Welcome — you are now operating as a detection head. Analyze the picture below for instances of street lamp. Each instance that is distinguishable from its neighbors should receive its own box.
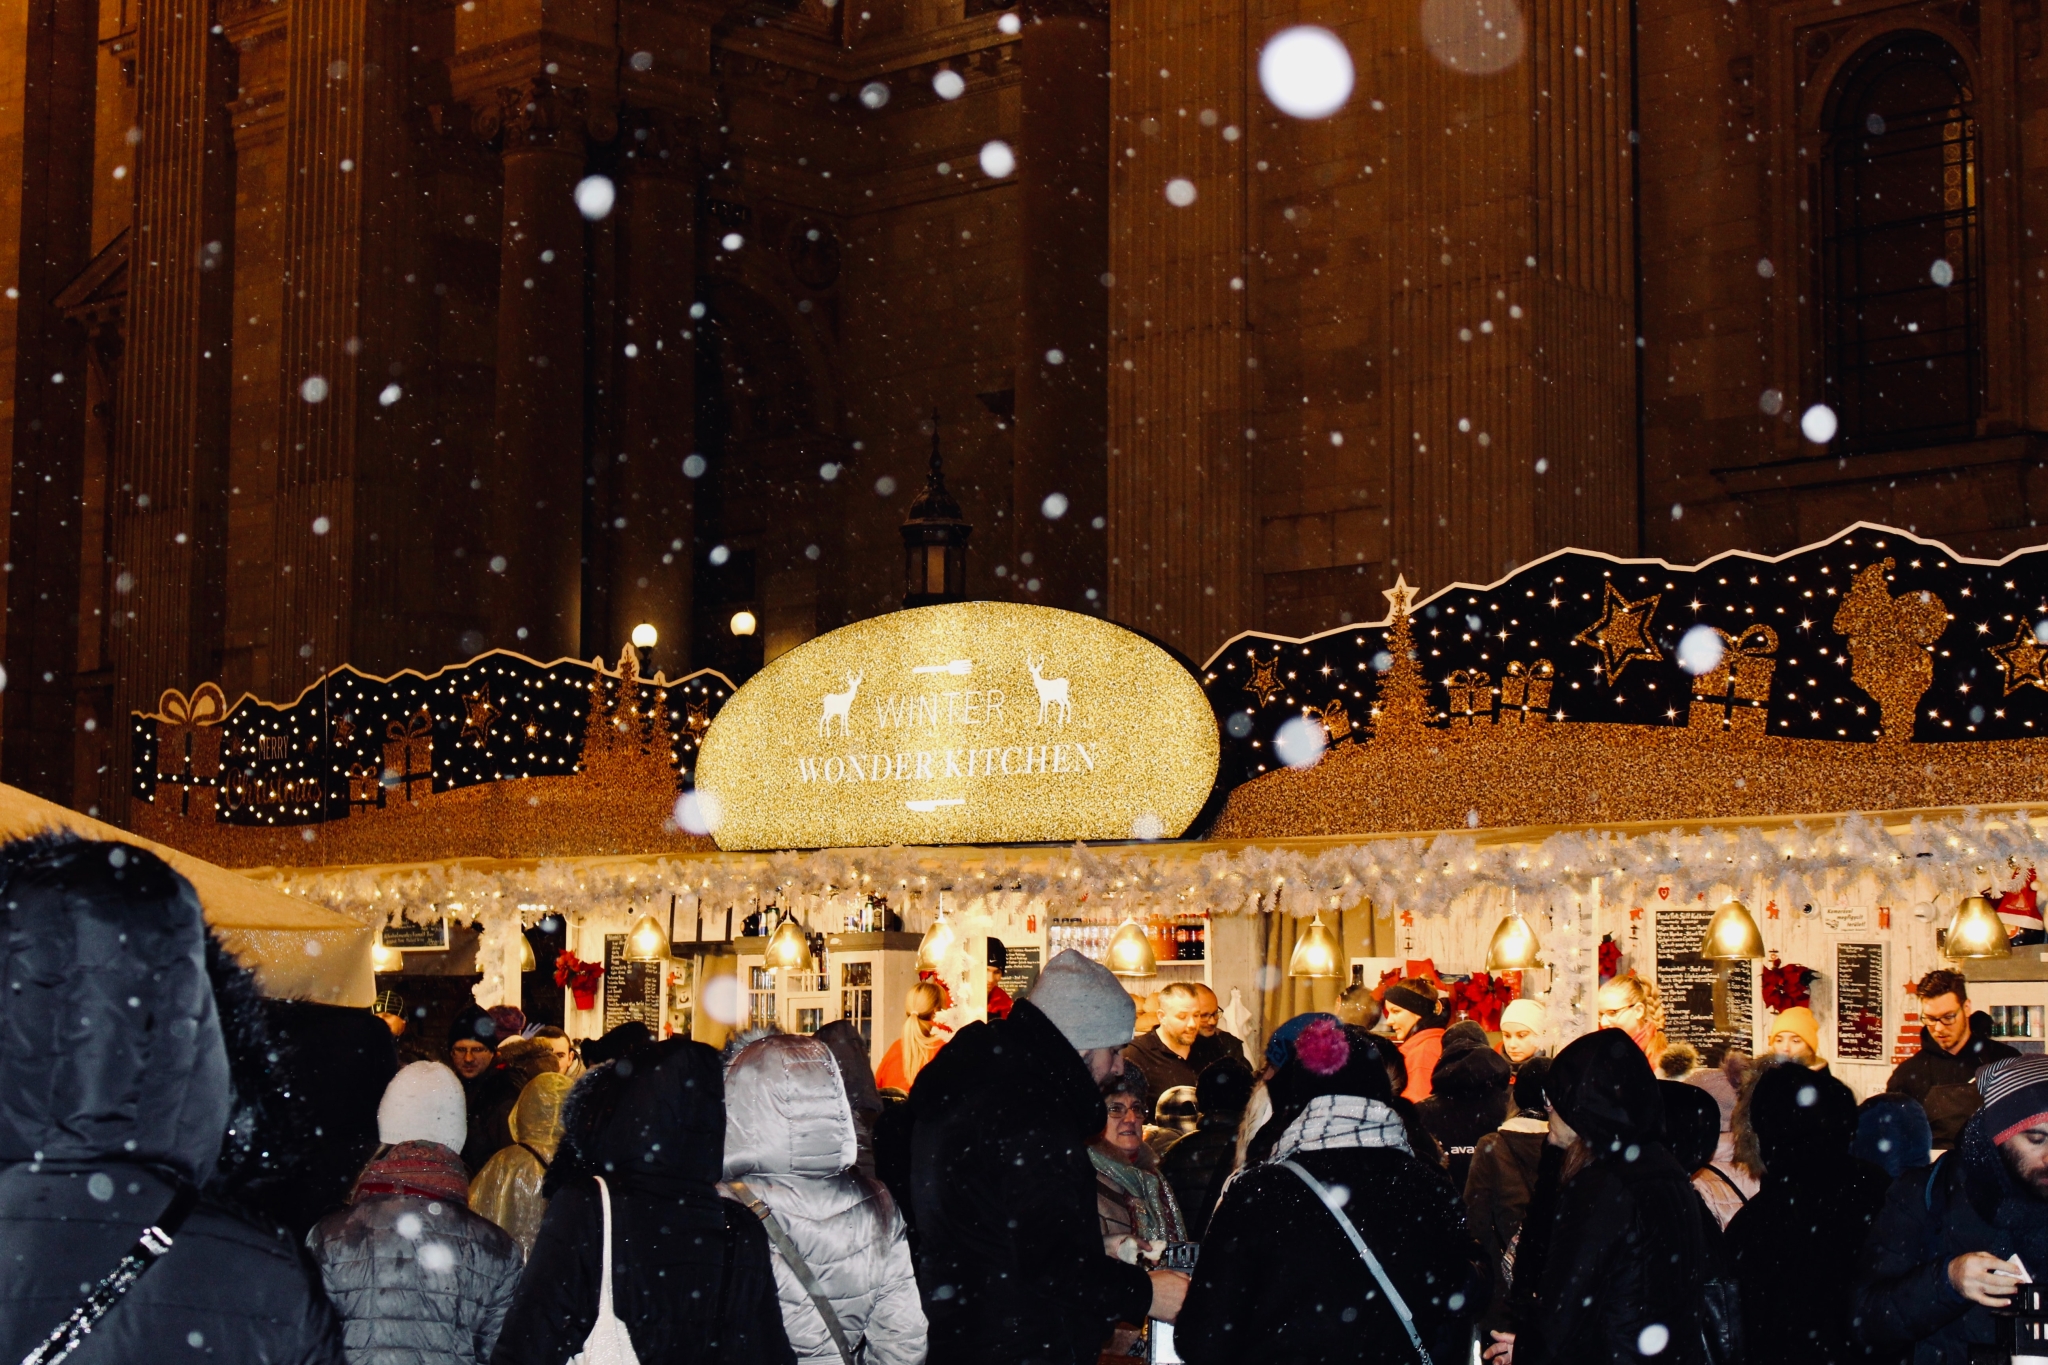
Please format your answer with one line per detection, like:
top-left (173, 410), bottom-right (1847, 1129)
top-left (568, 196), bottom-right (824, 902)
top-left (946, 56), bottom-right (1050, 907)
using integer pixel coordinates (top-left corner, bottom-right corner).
top-left (901, 411), bottom-right (971, 608)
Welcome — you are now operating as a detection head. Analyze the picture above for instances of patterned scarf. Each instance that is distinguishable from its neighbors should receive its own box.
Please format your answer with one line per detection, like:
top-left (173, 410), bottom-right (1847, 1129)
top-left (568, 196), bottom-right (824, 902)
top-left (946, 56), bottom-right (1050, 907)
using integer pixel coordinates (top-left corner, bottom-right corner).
top-left (353, 1140), bottom-right (471, 1204)
top-left (1270, 1094), bottom-right (1413, 1161)
top-left (1090, 1145), bottom-right (1187, 1244)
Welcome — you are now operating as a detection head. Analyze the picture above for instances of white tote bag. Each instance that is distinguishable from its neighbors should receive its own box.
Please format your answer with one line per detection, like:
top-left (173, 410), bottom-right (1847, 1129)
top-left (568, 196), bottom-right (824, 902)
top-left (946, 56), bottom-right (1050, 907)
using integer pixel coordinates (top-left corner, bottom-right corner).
top-left (571, 1177), bottom-right (643, 1365)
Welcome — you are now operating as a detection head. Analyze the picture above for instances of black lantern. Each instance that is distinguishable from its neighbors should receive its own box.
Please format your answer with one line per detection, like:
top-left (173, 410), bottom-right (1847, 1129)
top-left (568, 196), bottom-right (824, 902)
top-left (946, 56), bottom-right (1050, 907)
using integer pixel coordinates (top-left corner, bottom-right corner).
top-left (901, 412), bottom-right (972, 608)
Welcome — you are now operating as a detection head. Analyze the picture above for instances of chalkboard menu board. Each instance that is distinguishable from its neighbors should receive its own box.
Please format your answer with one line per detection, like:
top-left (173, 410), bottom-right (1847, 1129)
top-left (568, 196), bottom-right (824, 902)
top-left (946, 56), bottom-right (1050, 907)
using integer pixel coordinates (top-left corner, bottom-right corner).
top-left (380, 917), bottom-right (448, 951)
top-left (1836, 942), bottom-right (1887, 1061)
top-left (999, 946), bottom-right (1041, 1003)
top-left (603, 934), bottom-right (663, 1036)
top-left (1655, 903), bottom-right (1753, 1061)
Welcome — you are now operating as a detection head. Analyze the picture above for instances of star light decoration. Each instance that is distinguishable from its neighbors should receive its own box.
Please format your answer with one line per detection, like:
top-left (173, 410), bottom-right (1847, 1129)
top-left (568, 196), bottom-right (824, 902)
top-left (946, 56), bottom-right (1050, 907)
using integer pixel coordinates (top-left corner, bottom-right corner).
top-left (1990, 622), bottom-right (2048, 694)
top-left (1573, 582), bottom-right (1664, 682)
top-left (131, 649), bottom-right (734, 828)
top-left (1199, 525), bottom-right (2048, 794)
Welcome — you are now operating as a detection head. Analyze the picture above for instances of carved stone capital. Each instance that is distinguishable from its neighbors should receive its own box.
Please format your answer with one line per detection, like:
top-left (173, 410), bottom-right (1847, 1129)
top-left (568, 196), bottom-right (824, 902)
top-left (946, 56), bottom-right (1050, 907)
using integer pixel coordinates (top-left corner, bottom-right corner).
top-left (617, 107), bottom-right (695, 177)
top-left (475, 77), bottom-right (606, 156)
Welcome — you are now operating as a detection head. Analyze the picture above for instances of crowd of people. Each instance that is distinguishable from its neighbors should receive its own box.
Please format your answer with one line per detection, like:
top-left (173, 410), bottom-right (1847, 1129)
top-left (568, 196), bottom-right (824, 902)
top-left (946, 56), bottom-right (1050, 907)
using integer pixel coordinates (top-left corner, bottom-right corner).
top-left (5, 835), bottom-right (2048, 1365)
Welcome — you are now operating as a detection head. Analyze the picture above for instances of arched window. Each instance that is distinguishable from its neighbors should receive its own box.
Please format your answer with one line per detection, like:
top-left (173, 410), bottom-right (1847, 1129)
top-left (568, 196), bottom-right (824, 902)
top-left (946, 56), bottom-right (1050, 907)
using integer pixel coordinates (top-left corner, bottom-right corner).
top-left (1820, 32), bottom-right (1982, 450)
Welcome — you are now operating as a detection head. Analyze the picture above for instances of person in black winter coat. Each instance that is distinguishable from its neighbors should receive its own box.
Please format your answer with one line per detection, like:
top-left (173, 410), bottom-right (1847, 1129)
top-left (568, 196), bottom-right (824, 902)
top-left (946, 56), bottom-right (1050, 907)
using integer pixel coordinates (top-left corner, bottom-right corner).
top-left (1177, 1018), bottom-right (1487, 1365)
top-left (1725, 1064), bottom-right (1890, 1365)
top-left (1854, 1054), bottom-right (2048, 1365)
top-left (907, 950), bottom-right (1177, 1365)
top-left (491, 1038), bottom-right (794, 1365)
top-left (259, 1000), bottom-right (400, 1240)
top-left (449, 1006), bottom-right (523, 1174)
top-left (1159, 1057), bottom-right (1253, 1239)
top-left (1886, 971), bottom-right (2019, 1106)
top-left (1487, 1028), bottom-right (1719, 1365)
top-left (1420, 1021), bottom-right (1513, 1192)
top-left (1855, 1093), bottom-right (1933, 1179)
top-left (0, 834), bottom-right (344, 1365)
top-left (1465, 1057), bottom-right (1551, 1327)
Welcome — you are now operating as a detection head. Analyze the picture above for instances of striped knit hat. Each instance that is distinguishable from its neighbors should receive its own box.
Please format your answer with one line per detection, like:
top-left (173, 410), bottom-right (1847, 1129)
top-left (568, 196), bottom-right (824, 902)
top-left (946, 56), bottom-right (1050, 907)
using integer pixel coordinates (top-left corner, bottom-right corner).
top-left (1977, 1054), bottom-right (2048, 1144)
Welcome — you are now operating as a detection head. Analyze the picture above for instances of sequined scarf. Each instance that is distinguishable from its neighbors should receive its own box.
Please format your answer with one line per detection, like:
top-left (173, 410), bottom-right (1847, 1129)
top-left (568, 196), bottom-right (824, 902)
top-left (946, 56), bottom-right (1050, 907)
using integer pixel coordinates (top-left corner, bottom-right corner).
top-left (352, 1140), bottom-right (471, 1204)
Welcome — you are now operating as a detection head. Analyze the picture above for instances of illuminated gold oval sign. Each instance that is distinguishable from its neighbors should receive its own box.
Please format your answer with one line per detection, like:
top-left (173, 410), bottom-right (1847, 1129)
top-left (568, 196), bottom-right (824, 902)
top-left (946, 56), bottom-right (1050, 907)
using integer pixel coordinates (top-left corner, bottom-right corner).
top-left (695, 603), bottom-right (1220, 850)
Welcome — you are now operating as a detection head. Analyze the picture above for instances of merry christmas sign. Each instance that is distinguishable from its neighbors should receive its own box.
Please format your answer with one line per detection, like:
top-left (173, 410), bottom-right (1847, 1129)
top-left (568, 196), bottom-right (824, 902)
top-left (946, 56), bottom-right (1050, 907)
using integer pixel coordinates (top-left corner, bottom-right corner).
top-left (693, 602), bottom-right (1219, 850)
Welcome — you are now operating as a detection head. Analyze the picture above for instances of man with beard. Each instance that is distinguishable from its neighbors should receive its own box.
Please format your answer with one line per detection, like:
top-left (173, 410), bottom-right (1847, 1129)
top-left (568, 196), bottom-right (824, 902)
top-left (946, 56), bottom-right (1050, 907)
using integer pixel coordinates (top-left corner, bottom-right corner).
top-left (1857, 1054), bottom-right (2048, 1363)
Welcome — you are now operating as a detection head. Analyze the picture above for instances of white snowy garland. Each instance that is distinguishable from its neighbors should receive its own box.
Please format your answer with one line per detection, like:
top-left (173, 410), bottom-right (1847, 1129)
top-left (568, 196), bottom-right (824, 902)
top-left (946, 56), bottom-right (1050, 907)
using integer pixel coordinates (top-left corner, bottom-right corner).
top-left (267, 806), bottom-right (2047, 940)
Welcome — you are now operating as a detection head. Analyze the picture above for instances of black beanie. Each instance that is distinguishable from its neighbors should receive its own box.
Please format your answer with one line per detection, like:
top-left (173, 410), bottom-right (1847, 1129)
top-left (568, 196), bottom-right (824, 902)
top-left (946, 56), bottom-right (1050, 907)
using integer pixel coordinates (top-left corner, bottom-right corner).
top-left (1195, 1057), bottom-right (1254, 1119)
top-left (448, 1003), bottom-right (499, 1052)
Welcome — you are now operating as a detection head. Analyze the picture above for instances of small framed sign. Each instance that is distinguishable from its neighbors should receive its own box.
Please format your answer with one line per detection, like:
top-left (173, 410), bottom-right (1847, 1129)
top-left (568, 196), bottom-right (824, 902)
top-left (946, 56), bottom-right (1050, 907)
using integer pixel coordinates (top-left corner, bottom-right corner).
top-left (380, 917), bottom-right (450, 952)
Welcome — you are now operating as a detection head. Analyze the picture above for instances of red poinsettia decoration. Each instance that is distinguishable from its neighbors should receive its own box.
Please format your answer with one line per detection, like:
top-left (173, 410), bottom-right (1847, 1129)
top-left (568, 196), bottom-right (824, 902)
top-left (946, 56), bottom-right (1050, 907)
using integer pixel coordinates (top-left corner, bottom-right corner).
top-left (1449, 972), bottom-right (1521, 1031)
top-left (1598, 935), bottom-right (1621, 983)
top-left (1761, 960), bottom-right (1815, 1012)
top-left (555, 950), bottom-right (606, 1011)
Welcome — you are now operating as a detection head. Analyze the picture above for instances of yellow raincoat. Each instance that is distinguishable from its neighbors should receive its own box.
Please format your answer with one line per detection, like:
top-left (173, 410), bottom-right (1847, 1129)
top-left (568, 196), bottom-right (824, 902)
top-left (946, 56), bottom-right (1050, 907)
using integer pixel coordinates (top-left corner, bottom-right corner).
top-left (468, 1072), bottom-right (571, 1256)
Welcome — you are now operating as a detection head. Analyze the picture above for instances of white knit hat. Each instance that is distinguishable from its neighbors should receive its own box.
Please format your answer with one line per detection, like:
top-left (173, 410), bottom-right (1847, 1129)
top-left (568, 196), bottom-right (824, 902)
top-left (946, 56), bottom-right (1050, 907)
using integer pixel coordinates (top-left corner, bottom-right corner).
top-left (1025, 950), bottom-right (1136, 1051)
top-left (377, 1061), bottom-right (468, 1151)
top-left (1500, 998), bottom-right (1549, 1034)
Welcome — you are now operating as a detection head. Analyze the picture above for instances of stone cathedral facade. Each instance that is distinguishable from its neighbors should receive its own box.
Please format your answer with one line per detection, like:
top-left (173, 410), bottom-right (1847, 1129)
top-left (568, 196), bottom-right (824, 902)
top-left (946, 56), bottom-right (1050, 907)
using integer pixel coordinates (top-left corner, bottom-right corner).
top-left (0, 0), bottom-right (2041, 821)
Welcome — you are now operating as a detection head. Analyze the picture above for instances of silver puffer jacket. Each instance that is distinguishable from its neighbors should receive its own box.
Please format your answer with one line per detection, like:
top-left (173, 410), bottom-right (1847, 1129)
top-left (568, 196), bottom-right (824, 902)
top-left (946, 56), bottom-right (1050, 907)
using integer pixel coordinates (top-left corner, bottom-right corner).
top-left (307, 1148), bottom-right (523, 1365)
top-left (722, 1034), bottom-right (928, 1365)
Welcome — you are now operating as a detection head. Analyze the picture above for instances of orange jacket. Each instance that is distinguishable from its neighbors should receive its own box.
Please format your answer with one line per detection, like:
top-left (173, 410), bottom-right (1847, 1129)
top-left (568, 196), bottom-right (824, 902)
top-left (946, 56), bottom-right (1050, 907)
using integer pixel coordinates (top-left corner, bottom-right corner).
top-left (1399, 1026), bottom-right (1444, 1102)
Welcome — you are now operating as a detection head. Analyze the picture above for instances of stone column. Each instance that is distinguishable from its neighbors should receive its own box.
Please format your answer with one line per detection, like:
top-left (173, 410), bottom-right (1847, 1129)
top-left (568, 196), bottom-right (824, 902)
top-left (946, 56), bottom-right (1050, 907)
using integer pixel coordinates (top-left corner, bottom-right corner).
top-left (0, 0), bottom-right (99, 803)
top-left (1012, 0), bottom-right (1109, 613)
top-left (604, 111), bottom-right (696, 669)
top-left (109, 0), bottom-right (235, 819)
top-left (220, 4), bottom-right (290, 699)
top-left (476, 80), bottom-right (590, 659)
top-left (1105, 0), bottom-right (1250, 658)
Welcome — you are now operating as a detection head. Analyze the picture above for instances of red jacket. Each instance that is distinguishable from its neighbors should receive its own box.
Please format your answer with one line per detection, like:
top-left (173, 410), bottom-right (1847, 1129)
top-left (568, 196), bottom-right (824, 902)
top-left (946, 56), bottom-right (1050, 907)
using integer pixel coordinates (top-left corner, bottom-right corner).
top-left (1399, 1027), bottom-right (1444, 1102)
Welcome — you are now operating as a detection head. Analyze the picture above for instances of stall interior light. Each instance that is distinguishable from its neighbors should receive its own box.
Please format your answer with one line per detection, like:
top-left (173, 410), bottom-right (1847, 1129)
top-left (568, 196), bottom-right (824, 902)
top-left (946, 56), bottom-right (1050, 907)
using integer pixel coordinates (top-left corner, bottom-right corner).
top-left (371, 939), bottom-right (401, 973)
top-left (916, 906), bottom-right (956, 972)
top-left (626, 911), bottom-right (670, 962)
top-left (1698, 901), bottom-right (1766, 961)
top-left (518, 933), bottom-right (538, 973)
top-left (1945, 895), bottom-right (2013, 960)
top-left (1286, 911), bottom-right (1342, 979)
top-left (765, 915), bottom-right (815, 971)
top-left (1106, 917), bottom-right (1158, 978)
top-left (1484, 911), bottom-right (1542, 971)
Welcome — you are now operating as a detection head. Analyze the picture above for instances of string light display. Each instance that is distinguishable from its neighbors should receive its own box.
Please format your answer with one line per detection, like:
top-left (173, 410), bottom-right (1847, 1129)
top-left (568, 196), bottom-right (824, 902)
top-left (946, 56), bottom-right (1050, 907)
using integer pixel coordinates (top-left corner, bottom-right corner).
top-left (1205, 525), bottom-right (2048, 791)
top-left (133, 646), bottom-right (734, 829)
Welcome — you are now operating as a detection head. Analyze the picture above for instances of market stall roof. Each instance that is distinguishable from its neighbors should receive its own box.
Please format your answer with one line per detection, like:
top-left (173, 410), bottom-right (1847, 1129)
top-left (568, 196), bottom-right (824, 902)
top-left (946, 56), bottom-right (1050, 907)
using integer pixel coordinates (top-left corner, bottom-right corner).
top-left (248, 799), bottom-right (2048, 931)
top-left (0, 782), bottom-right (374, 1005)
